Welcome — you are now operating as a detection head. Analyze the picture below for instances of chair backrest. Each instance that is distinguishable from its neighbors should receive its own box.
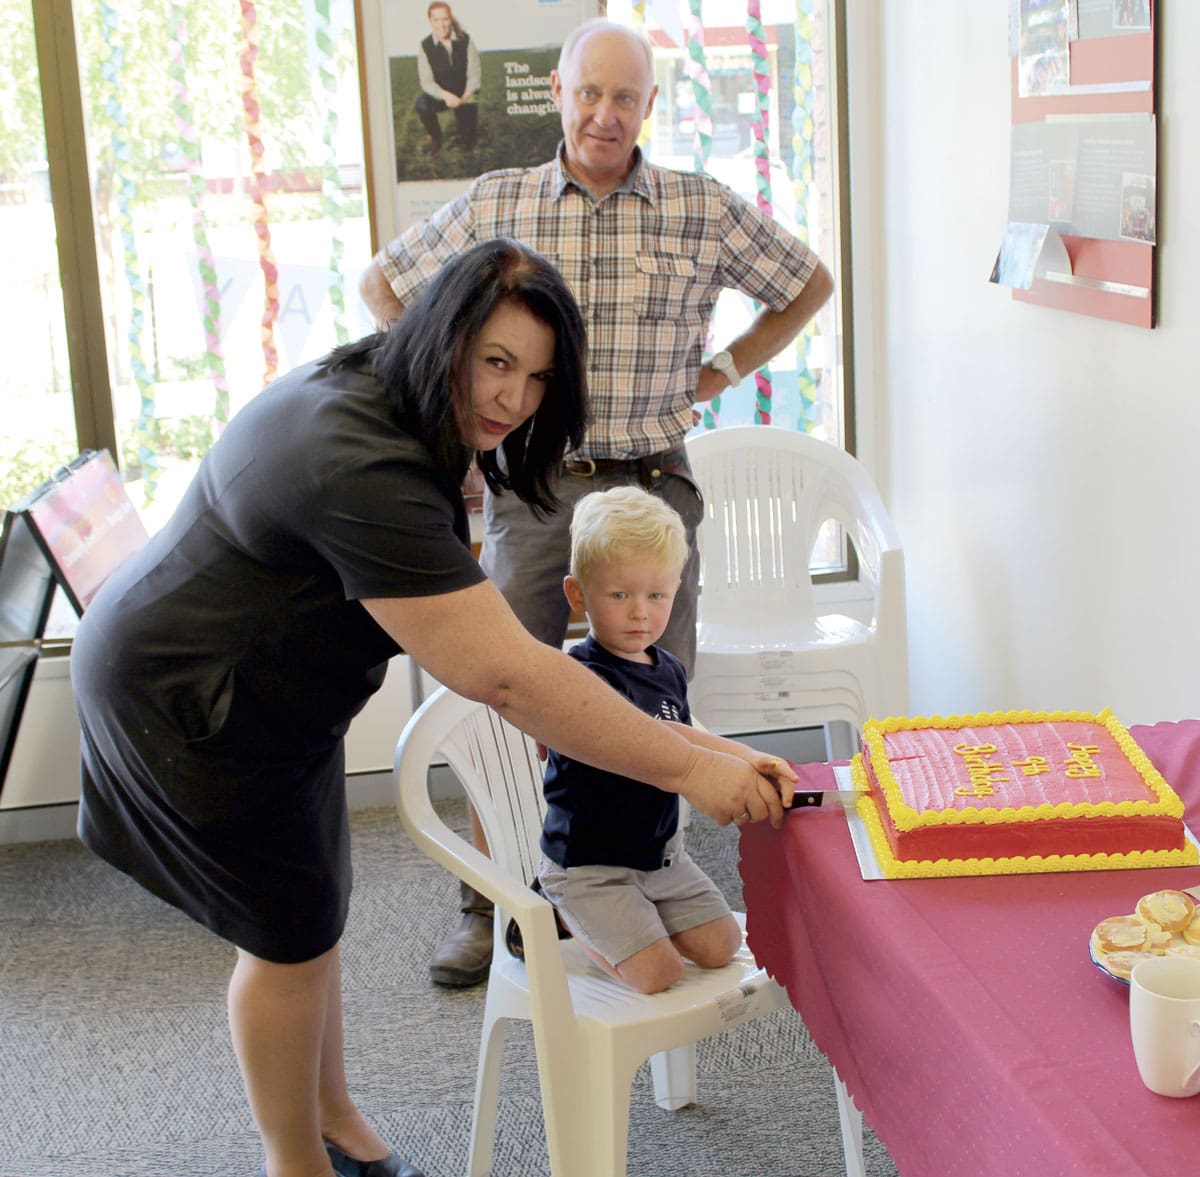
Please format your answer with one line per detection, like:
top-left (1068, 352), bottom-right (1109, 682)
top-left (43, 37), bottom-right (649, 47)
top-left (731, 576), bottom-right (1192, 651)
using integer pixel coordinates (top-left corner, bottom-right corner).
top-left (398, 686), bottom-right (548, 902)
top-left (686, 425), bottom-right (902, 635)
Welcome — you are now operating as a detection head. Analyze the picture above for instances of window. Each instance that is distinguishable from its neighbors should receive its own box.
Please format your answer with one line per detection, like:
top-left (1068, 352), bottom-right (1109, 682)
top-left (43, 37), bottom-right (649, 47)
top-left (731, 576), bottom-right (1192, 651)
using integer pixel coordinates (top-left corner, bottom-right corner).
top-left (3, 0), bottom-right (370, 534)
top-left (0, 1), bottom-right (80, 510)
top-left (606, 0), bottom-right (852, 574)
top-left (607, 0), bottom-right (849, 454)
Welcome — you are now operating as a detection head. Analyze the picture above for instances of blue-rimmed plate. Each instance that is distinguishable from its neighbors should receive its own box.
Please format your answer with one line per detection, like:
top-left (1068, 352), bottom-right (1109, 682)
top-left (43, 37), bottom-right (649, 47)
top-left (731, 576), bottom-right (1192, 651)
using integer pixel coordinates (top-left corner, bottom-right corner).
top-left (1089, 937), bottom-right (1133, 986)
top-left (1089, 886), bottom-right (1200, 986)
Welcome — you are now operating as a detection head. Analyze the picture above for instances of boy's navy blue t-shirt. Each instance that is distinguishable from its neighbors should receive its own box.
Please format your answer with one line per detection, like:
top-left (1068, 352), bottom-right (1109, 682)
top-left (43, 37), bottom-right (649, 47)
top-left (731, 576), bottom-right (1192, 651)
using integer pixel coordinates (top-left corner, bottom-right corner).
top-left (540, 633), bottom-right (690, 870)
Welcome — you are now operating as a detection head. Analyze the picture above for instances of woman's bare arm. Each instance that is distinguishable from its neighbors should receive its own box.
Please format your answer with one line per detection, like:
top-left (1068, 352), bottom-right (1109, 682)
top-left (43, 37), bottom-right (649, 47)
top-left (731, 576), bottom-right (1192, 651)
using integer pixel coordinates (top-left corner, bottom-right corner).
top-left (362, 581), bottom-right (786, 827)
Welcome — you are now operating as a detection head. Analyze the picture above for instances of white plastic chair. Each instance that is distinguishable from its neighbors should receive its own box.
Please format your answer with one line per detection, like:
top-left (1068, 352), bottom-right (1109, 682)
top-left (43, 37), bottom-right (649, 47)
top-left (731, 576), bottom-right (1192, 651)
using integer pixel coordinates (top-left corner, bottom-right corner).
top-left (394, 686), bottom-right (868, 1177)
top-left (686, 425), bottom-right (907, 751)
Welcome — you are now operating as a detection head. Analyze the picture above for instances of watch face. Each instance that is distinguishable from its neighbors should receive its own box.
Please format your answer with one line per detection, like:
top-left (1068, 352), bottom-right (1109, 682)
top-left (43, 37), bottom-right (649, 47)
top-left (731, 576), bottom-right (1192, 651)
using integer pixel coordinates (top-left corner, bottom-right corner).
top-left (712, 351), bottom-right (737, 382)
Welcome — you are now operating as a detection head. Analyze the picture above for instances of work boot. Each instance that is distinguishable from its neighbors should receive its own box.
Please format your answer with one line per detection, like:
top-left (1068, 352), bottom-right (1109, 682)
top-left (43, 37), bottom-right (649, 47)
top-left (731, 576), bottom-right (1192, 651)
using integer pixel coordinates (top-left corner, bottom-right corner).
top-left (429, 880), bottom-right (493, 988)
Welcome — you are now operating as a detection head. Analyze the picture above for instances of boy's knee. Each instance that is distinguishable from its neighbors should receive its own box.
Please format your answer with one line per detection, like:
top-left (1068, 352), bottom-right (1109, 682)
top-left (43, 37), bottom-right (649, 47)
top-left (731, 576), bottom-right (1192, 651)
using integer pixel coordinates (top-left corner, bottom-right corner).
top-left (677, 915), bottom-right (742, 970)
top-left (630, 960), bottom-right (685, 995)
top-left (617, 943), bottom-right (685, 994)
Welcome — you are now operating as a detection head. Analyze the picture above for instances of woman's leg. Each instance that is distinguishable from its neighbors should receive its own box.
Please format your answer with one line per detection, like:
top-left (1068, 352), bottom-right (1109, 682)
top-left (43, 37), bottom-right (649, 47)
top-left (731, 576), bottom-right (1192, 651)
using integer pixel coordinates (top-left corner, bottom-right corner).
top-left (227, 944), bottom-right (342, 1177)
top-left (316, 945), bottom-right (390, 1162)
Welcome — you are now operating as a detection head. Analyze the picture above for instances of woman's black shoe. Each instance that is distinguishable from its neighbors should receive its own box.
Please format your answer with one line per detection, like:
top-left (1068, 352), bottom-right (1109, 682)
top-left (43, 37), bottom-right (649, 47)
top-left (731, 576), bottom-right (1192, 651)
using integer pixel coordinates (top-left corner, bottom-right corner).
top-left (325, 1140), bottom-right (425, 1177)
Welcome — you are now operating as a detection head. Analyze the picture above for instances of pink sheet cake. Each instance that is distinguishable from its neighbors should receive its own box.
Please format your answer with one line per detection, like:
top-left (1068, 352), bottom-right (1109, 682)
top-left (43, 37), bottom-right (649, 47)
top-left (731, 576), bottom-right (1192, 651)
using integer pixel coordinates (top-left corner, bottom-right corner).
top-left (851, 709), bottom-right (1199, 878)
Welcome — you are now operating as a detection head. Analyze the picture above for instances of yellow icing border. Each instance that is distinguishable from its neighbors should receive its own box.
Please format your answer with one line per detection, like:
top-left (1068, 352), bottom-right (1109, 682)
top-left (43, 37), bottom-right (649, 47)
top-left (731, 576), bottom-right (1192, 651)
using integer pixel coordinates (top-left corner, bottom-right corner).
top-left (858, 708), bottom-right (1185, 834)
top-left (849, 758), bottom-right (1200, 878)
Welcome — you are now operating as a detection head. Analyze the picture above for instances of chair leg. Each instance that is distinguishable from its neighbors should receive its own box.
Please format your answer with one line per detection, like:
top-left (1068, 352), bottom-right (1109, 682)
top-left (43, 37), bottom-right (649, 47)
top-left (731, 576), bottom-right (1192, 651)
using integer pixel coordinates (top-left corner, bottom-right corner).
top-left (577, 1046), bottom-right (638, 1177)
top-left (833, 1072), bottom-right (866, 1177)
top-left (650, 1044), bottom-right (697, 1111)
top-left (534, 1027), bottom-right (607, 1177)
top-left (467, 1012), bottom-right (509, 1177)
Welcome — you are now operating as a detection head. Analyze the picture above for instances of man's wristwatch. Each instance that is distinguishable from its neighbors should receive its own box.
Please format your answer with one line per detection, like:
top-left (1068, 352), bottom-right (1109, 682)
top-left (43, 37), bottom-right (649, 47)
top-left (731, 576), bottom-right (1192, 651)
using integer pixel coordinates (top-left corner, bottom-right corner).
top-left (709, 349), bottom-right (741, 388)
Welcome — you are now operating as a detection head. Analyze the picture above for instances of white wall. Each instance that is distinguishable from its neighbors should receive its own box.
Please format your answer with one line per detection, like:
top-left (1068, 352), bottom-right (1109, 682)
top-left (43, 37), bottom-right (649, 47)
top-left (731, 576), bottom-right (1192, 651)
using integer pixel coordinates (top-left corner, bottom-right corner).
top-left (858, 1), bottom-right (1200, 726)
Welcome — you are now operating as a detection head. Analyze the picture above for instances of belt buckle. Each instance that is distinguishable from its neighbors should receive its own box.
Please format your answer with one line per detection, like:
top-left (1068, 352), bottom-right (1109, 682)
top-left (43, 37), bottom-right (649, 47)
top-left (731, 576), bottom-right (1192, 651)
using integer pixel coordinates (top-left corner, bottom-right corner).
top-left (565, 457), bottom-right (596, 477)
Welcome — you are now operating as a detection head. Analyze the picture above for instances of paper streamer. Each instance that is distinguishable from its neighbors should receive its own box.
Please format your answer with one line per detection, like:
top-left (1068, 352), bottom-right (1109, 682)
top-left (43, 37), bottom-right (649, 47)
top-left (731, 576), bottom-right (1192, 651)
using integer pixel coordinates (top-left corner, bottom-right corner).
top-left (746, 0), bottom-right (774, 219)
top-left (314, 0), bottom-right (349, 344)
top-left (684, 1), bottom-right (720, 430)
top-left (790, 0), bottom-right (819, 432)
top-left (239, 0), bottom-right (280, 386)
top-left (683, 0), bottom-right (714, 174)
top-left (630, 0), bottom-right (655, 148)
top-left (99, 0), bottom-right (160, 501)
top-left (169, 4), bottom-right (230, 429)
top-left (746, 0), bottom-right (775, 423)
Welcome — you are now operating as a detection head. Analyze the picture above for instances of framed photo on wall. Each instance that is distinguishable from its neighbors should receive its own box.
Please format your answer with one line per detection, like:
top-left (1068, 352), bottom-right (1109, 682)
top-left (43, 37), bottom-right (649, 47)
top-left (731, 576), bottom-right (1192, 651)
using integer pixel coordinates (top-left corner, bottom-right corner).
top-left (356, 0), bottom-right (598, 252)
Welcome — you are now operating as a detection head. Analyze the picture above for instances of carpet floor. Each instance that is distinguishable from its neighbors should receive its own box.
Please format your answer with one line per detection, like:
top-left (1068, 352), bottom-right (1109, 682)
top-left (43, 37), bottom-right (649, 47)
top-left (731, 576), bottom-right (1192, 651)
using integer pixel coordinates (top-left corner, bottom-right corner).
top-left (0, 796), bottom-right (899, 1177)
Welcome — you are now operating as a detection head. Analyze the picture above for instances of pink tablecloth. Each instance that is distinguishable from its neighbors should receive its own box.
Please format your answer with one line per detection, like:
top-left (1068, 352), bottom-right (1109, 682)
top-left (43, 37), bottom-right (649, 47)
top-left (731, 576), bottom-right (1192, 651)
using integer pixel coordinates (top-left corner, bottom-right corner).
top-left (739, 720), bottom-right (1200, 1177)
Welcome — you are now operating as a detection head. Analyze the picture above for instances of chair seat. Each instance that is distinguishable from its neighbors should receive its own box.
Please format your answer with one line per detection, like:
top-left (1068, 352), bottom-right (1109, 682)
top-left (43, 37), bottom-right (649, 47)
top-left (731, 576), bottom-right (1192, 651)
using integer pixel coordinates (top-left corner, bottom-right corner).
top-left (489, 912), bottom-right (786, 1035)
top-left (699, 611), bottom-right (872, 654)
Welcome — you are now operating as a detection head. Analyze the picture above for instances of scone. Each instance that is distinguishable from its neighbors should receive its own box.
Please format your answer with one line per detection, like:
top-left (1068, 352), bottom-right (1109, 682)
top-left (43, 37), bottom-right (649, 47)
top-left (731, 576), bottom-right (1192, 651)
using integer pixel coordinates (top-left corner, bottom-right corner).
top-left (1102, 949), bottom-right (1159, 981)
top-left (1143, 923), bottom-right (1175, 952)
top-left (1135, 889), bottom-right (1196, 932)
top-left (1094, 915), bottom-right (1150, 953)
top-left (1183, 915), bottom-right (1200, 946)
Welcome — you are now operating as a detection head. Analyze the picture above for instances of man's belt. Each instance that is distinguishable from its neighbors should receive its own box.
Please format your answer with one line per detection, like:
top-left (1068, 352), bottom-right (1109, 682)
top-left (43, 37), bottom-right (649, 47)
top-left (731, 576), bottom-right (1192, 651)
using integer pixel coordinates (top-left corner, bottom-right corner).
top-left (562, 446), bottom-right (686, 486)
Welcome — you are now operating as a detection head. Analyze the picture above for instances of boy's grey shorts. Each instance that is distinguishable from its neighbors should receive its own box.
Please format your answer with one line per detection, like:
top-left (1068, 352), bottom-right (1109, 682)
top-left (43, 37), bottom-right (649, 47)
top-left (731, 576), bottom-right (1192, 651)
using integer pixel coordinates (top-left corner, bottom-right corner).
top-left (537, 831), bottom-right (734, 967)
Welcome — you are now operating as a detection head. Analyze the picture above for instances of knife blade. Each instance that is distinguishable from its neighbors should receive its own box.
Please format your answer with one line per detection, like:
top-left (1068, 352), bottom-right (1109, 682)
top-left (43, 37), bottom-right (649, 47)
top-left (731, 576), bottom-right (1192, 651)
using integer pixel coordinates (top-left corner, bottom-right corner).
top-left (791, 790), bottom-right (863, 809)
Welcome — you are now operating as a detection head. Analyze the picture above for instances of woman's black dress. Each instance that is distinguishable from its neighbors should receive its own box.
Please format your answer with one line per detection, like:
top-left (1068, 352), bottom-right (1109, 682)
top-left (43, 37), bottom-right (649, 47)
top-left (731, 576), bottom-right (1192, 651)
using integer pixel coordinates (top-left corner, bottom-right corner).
top-left (71, 352), bottom-right (485, 962)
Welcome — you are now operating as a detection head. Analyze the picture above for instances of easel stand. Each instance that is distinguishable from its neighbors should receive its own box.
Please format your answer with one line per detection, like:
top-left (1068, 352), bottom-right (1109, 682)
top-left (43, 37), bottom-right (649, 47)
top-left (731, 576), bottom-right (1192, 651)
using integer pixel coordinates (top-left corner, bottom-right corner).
top-left (0, 450), bottom-right (147, 801)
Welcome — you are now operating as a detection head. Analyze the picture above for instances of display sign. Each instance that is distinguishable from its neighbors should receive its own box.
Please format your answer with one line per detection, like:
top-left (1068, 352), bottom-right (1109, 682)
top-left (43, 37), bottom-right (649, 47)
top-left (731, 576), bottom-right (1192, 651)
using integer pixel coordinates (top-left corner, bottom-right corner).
top-left (357, 0), bottom-right (598, 249)
top-left (17, 450), bottom-right (148, 615)
top-left (1000, 0), bottom-right (1157, 326)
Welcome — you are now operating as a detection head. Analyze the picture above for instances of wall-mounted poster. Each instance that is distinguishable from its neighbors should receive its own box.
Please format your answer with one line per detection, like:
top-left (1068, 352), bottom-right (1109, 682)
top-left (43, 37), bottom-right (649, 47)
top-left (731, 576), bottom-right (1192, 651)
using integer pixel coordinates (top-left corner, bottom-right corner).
top-left (357, 0), bottom-right (597, 249)
top-left (1003, 0), bottom-right (1156, 326)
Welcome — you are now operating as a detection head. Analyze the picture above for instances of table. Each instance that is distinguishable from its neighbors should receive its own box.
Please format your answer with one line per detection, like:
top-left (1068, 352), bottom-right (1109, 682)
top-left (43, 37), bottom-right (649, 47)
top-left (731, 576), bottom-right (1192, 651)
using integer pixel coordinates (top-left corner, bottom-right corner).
top-left (739, 720), bottom-right (1200, 1177)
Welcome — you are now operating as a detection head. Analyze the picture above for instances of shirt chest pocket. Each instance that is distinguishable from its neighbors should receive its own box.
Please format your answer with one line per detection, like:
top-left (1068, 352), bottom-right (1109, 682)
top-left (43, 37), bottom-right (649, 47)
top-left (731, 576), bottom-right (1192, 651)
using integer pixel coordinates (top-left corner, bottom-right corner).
top-left (633, 252), bottom-right (698, 320)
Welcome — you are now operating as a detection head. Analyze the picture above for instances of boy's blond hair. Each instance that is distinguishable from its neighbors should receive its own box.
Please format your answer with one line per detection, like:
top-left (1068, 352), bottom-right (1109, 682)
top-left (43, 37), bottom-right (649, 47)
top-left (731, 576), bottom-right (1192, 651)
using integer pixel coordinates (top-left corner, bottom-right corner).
top-left (569, 486), bottom-right (688, 585)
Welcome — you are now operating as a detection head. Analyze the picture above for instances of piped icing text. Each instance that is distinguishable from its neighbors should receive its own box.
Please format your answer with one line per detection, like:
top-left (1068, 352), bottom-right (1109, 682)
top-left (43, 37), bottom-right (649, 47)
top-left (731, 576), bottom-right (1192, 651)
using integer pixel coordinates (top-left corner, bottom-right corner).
top-left (952, 740), bottom-right (1103, 795)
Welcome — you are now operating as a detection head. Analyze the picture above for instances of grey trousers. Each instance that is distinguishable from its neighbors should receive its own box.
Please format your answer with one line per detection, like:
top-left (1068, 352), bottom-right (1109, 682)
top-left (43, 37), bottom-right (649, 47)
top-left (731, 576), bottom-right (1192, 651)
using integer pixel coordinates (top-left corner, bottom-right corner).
top-left (479, 453), bottom-right (702, 677)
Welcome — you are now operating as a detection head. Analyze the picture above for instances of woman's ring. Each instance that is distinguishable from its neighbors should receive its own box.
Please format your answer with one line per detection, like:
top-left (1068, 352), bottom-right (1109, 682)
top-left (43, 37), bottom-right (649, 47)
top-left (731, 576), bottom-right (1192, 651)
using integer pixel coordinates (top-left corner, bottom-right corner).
top-left (736, 810), bottom-right (751, 823)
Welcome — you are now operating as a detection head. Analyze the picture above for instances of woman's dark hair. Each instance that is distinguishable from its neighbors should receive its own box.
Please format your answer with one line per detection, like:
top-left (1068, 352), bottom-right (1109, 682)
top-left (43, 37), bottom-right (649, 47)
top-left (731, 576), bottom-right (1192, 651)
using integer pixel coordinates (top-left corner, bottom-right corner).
top-left (351, 239), bottom-right (588, 517)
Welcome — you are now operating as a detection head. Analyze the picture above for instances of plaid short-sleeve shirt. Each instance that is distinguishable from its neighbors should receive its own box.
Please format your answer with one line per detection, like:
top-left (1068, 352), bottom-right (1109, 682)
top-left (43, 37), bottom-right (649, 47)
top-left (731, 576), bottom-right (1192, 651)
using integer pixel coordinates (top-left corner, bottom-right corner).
top-left (375, 145), bottom-right (821, 460)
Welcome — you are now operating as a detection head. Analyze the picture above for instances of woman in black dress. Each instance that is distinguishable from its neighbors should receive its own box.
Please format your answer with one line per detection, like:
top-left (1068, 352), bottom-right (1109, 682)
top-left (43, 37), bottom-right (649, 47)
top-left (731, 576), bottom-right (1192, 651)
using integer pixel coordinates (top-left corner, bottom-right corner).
top-left (71, 239), bottom-right (789, 1177)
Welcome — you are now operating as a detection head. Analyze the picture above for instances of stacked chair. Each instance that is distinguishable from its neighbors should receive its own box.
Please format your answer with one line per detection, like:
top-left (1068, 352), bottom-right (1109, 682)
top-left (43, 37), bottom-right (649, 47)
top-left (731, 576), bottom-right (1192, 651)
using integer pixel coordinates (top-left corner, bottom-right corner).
top-left (685, 425), bottom-right (907, 757)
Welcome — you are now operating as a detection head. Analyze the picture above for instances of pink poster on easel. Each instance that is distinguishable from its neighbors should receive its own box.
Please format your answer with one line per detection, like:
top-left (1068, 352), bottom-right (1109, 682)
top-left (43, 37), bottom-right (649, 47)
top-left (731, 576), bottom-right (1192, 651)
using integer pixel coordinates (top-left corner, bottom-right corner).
top-left (23, 451), bottom-right (148, 614)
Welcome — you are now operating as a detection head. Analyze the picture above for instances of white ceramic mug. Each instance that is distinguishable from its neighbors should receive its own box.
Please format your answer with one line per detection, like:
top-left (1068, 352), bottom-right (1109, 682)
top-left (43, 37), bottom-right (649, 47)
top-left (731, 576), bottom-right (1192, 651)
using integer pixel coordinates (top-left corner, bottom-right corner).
top-left (1129, 956), bottom-right (1200, 1098)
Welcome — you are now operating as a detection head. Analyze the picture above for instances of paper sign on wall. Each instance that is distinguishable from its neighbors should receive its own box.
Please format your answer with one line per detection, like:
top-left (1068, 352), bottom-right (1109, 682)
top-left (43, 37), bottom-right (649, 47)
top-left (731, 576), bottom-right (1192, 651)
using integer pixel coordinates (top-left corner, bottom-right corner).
top-left (990, 224), bottom-right (1071, 290)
